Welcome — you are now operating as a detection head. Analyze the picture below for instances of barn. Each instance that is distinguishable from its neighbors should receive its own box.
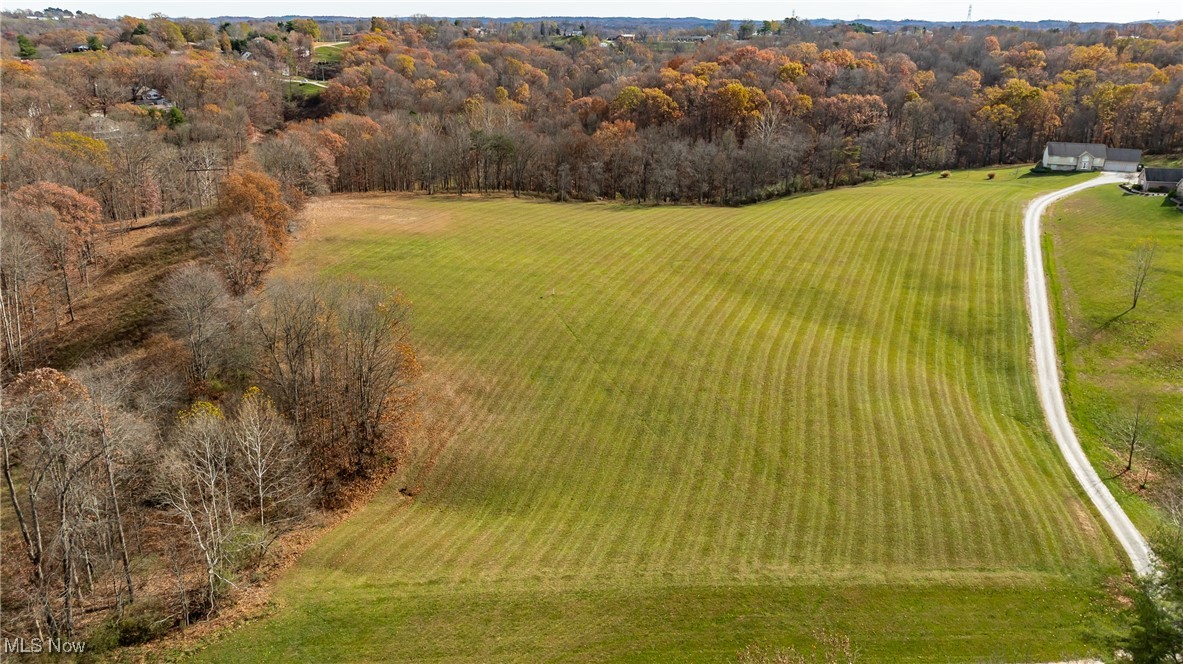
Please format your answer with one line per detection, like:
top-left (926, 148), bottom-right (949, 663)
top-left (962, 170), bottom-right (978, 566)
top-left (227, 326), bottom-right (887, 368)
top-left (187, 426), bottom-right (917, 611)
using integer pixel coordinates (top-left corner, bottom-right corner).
top-left (1040, 142), bottom-right (1142, 172)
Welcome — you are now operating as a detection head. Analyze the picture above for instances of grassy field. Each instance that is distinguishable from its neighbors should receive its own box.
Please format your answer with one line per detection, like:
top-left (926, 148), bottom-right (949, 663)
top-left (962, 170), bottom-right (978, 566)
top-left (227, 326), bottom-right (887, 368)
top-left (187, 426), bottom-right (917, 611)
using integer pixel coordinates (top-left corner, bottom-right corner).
top-left (1045, 186), bottom-right (1183, 531)
top-left (286, 80), bottom-right (324, 97)
top-left (312, 43), bottom-right (346, 63)
top-left (192, 168), bottom-right (1126, 662)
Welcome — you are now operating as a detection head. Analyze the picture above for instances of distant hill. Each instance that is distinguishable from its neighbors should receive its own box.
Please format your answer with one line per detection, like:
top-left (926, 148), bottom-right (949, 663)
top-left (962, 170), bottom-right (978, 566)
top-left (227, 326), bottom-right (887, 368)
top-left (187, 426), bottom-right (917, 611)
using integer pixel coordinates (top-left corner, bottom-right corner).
top-left (203, 14), bottom-right (1176, 32)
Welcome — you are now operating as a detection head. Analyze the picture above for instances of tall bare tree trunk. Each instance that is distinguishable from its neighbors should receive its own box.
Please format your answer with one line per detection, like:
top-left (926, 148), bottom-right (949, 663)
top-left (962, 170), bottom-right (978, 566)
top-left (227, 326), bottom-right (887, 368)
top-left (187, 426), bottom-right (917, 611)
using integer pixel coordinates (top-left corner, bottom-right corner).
top-left (101, 427), bottom-right (135, 604)
top-left (59, 265), bottom-right (75, 323)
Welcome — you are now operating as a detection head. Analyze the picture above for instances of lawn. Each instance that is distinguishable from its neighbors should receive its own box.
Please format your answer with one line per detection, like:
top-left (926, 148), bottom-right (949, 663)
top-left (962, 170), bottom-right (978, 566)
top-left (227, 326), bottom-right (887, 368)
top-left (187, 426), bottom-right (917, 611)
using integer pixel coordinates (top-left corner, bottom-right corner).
top-left (312, 43), bottom-right (345, 63)
top-left (286, 81), bottom-right (323, 97)
top-left (191, 168), bottom-right (1126, 662)
top-left (1044, 186), bottom-right (1183, 532)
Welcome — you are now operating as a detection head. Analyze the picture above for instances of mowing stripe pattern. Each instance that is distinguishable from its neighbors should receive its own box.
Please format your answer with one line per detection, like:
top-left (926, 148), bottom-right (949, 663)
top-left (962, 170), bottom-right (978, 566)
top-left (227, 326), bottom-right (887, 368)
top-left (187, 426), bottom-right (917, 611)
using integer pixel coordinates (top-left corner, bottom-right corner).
top-left (300, 171), bottom-right (1117, 582)
top-left (197, 169), bottom-right (1124, 661)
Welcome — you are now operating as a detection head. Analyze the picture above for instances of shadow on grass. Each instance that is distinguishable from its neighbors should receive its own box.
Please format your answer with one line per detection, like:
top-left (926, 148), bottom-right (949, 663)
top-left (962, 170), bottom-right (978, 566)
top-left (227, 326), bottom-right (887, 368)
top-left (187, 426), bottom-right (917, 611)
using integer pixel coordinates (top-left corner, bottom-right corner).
top-left (1017, 169), bottom-right (1082, 179)
top-left (1085, 306), bottom-right (1136, 344)
top-left (1103, 467), bottom-right (1134, 482)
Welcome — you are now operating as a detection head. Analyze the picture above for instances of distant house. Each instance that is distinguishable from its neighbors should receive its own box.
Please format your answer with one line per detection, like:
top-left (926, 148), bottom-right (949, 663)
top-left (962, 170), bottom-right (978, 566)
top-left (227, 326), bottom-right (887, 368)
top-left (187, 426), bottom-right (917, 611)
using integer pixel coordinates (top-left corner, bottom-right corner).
top-left (1138, 167), bottom-right (1183, 192)
top-left (609, 34), bottom-right (636, 42)
top-left (1040, 142), bottom-right (1142, 172)
top-left (133, 87), bottom-right (174, 108)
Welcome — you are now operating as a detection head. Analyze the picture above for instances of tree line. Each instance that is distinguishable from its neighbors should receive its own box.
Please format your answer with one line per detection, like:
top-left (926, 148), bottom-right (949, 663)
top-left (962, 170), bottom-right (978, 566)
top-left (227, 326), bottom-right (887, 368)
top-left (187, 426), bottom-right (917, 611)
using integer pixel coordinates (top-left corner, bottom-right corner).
top-left (1, 165), bottom-right (419, 647)
top-left (3, 15), bottom-right (1182, 208)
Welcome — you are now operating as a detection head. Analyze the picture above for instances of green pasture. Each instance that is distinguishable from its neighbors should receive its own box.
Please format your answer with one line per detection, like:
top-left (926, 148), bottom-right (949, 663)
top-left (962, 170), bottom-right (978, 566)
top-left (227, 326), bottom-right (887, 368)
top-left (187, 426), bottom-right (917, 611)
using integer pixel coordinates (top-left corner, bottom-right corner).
top-left (1045, 186), bottom-right (1183, 532)
top-left (191, 167), bottom-right (1127, 662)
top-left (313, 43), bottom-right (345, 63)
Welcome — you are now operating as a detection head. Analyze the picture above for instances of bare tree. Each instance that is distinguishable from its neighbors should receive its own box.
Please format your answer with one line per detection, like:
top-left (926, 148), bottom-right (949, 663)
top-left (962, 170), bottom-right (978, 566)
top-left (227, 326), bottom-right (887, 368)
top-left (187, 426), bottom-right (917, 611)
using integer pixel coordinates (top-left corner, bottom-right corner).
top-left (1117, 403), bottom-right (1150, 473)
top-left (159, 264), bottom-right (231, 382)
top-left (1128, 239), bottom-right (1157, 312)
top-left (334, 281), bottom-right (419, 477)
top-left (0, 216), bottom-right (51, 374)
top-left (232, 388), bottom-right (308, 527)
top-left (74, 361), bottom-right (154, 607)
top-left (158, 402), bottom-right (238, 611)
top-left (252, 277), bottom-right (419, 500)
top-left (0, 369), bottom-right (107, 637)
top-left (179, 143), bottom-right (227, 209)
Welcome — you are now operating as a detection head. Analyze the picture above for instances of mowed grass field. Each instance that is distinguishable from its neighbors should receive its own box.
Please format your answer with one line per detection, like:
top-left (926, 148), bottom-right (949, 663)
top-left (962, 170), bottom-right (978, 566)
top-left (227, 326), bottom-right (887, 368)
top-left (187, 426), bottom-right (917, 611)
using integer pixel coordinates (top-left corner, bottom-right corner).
top-left (312, 42), bottom-right (346, 63)
top-left (1045, 187), bottom-right (1183, 530)
top-left (194, 168), bottom-right (1125, 662)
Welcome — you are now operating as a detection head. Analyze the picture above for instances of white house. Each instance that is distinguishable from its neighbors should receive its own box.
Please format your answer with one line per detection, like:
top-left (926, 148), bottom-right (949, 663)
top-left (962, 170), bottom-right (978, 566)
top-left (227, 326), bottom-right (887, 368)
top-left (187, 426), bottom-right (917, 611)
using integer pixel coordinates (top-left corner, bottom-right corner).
top-left (1041, 142), bottom-right (1142, 172)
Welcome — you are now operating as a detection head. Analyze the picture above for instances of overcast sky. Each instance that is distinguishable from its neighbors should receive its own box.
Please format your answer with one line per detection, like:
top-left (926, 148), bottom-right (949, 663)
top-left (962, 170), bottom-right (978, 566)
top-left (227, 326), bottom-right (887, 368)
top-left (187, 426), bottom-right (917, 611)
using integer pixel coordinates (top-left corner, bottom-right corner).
top-left (41, 0), bottom-right (1181, 23)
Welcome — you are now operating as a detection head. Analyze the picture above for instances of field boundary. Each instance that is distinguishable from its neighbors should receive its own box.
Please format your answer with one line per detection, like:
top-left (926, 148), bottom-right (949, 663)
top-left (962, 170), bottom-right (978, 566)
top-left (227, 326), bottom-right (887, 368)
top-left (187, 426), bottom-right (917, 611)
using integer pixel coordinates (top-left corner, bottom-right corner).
top-left (1022, 173), bottom-right (1153, 575)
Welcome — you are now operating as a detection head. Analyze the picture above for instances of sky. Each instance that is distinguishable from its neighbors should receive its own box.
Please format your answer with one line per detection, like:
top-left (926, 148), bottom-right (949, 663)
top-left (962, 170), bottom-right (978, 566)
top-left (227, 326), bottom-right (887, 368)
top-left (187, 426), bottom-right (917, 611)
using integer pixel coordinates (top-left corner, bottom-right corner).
top-left (35, 0), bottom-right (1182, 23)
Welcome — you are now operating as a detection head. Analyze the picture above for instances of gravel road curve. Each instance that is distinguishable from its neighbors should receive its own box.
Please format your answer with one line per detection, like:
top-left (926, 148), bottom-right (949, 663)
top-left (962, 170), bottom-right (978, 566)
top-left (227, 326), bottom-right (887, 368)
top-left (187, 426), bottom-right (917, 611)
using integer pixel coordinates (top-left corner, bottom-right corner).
top-left (1023, 173), bottom-right (1153, 575)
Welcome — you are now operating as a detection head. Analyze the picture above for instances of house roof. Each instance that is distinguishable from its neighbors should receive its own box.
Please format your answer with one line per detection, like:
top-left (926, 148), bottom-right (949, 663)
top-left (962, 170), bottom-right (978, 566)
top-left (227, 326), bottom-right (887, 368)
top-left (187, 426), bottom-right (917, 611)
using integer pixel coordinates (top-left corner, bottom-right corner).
top-left (1141, 167), bottom-right (1183, 182)
top-left (1106, 147), bottom-right (1142, 163)
top-left (1046, 142), bottom-right (1108, 158)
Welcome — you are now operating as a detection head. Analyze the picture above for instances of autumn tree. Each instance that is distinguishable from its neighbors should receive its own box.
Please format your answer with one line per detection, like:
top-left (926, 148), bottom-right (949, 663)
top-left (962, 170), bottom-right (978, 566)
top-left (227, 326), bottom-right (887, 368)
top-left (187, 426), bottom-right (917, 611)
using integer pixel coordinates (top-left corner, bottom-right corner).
top-left (711, 81), bottom-right (768, 140)
top-left (976, 102), bottom-right (1019, 164)
top-left (10, 183), bottom-right (103, 322)
top-left (217, 167), bottom-right (296, 256)
top-left (610, 86), bottom-right (681, 128)
top-left (0, 368), bottom-right (147, 636)
top-left (816, 94), bottom-right (888, 137)
top-left (285, 18), bottom-right (320, 40)
top-left (197, 214), bottom-right (275, 296)
top-left (252, 277), bottom-right (420, 501)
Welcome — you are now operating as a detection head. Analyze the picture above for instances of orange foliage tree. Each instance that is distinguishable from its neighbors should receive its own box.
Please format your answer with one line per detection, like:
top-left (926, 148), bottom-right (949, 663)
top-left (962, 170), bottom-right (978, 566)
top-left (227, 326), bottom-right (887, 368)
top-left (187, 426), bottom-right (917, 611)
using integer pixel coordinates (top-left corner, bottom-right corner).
top-left (10, 182), bottom-right (103, 322)
top-left (217, 167), bottom-right (295, 256)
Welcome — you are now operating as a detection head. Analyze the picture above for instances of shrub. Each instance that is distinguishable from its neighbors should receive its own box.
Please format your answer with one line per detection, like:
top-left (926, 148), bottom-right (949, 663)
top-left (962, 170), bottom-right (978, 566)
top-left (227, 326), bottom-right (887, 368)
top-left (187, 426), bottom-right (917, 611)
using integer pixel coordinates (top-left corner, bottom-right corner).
top-left (940, 171), bottom-right (951, 178)
top-left (87, 600), bottom-right (173, 651)
top-left (987, 172), bottom-right (996, 180)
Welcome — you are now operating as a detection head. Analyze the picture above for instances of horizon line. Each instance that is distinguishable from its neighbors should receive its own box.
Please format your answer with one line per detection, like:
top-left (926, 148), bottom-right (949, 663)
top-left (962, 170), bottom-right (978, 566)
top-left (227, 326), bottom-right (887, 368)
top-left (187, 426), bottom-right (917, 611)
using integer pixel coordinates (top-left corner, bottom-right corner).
top-left (5, 9), bottom-right (1176, 23)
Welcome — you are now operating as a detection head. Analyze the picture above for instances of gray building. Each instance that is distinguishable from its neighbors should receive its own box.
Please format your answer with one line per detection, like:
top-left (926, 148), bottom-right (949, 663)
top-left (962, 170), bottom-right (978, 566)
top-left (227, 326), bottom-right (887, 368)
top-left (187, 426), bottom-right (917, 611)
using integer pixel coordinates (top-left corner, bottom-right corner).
top-left (1103, 148), bottom-right (1143, 173)
top-left (1138, 167), bottom-right (1183, 192)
